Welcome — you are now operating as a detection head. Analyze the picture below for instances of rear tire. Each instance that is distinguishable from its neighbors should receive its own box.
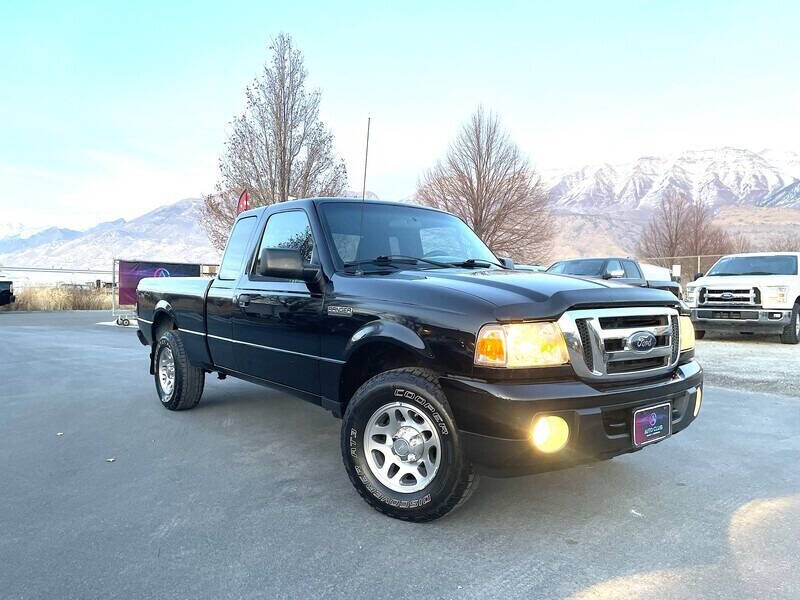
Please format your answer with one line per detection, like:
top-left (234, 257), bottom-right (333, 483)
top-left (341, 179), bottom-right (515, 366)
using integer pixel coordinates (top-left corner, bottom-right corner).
top-left (780, 304), bottom-right (799, 344)
top-left (341, 367), bottom-right (477, 522)
top-left (695, 330), bottom-right (706, 340)
top-left (154, 330), bottom-right (204, 410)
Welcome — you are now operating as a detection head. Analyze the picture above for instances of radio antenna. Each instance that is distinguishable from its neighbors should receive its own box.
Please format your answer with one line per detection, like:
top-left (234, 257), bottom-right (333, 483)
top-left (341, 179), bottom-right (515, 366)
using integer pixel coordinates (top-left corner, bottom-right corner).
top-left (361, 116), bottom-right (371, 200)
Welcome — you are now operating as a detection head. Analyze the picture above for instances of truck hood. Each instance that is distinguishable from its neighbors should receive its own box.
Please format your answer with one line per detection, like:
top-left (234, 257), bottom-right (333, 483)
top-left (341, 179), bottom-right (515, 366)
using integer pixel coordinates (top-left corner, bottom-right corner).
top-left (690, 274), bottom-right (797, 289)
top-left (415, 269), bottom-right (680, 321)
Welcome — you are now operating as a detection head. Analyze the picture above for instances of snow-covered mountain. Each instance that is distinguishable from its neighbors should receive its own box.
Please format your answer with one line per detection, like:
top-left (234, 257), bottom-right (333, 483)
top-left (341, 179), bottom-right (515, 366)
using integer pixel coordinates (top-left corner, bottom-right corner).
top-left (547, 148), bottom-right (800, 214)
top-left (0, 226), bottom-right (82, 254)
top-left (0, 198), bottom-right (220, 270)
top-left (2, 149), bottom-right (798, 270)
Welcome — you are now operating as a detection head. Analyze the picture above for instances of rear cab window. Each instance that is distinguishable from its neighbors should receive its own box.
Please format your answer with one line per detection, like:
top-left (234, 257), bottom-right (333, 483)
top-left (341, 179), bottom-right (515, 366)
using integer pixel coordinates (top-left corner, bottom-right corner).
top-left (623, 260), bottom-right (642, 278)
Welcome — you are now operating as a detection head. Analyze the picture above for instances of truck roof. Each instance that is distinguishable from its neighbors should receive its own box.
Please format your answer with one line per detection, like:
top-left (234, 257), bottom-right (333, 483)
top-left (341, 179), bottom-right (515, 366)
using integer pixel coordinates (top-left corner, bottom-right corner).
top-left (237, 197), bottom-right (446, 219)
top-left (554, 256), bottom-right (635, 262)
top-left (720, 251), bottom-right (800, 258)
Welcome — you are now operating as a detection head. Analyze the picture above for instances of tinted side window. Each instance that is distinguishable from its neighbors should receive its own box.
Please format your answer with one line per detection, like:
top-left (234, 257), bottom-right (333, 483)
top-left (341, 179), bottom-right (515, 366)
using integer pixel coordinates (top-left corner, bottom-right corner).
top-left (606, 259), bottom-right (623, 275)
top-left (254, 210), bottom-right (315, 273)
top-left (623, 260), bottom-right (642, 278)
top-left (218, 216), bottom-right (257, 280)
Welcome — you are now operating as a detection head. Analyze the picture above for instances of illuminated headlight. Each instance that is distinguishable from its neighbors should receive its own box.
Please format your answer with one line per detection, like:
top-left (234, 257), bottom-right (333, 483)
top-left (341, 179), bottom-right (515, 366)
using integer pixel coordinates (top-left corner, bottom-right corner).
top-left (679, 316), bottom-right (695, 351)
top-left (764, 286), bottom-right (788, 305)
top-left (475, 322), bottom-right (570, 368)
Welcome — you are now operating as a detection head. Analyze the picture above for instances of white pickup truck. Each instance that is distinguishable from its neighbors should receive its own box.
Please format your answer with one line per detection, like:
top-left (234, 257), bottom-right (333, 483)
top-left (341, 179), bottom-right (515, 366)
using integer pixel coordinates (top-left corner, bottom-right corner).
top-left (685, 252), bottom-right (800, 344)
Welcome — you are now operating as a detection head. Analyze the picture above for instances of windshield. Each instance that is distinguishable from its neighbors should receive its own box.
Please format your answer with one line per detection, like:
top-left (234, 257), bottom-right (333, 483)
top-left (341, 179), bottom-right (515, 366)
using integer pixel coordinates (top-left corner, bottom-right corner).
top-left (319, 202), bottom-right (499, 269)
top-left (547, 259), bottom-right (607, 276)
top-left (706, 255), bottom-right (798, 276)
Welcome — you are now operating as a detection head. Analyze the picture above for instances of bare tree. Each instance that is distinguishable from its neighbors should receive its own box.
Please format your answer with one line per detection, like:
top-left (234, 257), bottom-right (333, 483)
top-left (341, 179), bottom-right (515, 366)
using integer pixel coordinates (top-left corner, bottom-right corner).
top-left (637, 192), bottom-right (751, 262)
top-left (201, 190), bottom-right (241, 252)
top-left (415, 107), bottom-right (553, 264)
top-left (636, 191), bottom-right (693, 261)
top-left (202, 33), bottom-right (347, 251)
top-left (770, 232), bottom-right (800, 251)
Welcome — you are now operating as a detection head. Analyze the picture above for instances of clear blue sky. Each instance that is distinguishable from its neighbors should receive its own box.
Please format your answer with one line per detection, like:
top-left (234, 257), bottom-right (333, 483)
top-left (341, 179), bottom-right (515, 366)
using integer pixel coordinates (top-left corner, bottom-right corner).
top-left (1, 0), bottom-right (798, 229)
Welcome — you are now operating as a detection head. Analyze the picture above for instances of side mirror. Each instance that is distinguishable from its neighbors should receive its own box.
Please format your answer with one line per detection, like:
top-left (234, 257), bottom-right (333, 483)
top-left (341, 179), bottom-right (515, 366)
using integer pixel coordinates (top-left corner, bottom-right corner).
top-left (694, 272), bottom-right (703, 281)
top-left (499, 257), bottom-right (515, 269)
top-left (603, 268), bottom-right (625, 279)
top-left (258, 248), bottom-right (320, 284)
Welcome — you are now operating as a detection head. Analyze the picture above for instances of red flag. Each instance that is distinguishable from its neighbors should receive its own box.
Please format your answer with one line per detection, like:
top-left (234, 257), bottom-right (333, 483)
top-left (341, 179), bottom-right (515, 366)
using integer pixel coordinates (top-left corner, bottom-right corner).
top-left (236, 189), bottom-right (250, 214)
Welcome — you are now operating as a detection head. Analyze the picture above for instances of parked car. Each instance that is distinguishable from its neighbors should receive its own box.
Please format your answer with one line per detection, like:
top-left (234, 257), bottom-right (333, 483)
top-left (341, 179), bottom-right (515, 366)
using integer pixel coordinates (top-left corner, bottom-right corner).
top-left (514, 264), bottom-right (545, 272)
top-left (547, 257), bottom-right (681, 296)
top-left (136, 198), bottom-right (702, 521)
top-left (0, 279), bottom-right (15, 306)
top-left (685, 252), bottom-right (800, 343)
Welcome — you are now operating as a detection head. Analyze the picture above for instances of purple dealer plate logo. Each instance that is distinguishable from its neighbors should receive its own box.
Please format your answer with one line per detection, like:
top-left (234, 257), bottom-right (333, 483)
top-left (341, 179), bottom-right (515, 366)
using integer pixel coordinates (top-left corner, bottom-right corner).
top-left (633, 403), bottom-right (671, 446)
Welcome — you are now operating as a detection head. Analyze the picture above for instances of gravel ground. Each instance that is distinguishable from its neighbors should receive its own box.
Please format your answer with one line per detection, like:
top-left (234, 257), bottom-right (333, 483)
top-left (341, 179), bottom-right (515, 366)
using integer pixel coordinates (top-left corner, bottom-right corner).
top-left (696, 332), bottom-right (800, 397)
top-left (1, 311), bottom-right (798, 599)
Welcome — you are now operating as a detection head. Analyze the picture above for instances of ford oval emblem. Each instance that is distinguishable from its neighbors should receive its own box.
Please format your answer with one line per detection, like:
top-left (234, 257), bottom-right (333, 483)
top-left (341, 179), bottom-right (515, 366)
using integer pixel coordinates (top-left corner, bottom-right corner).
top-left (721, 292), bottom-right (733, 300)
top-left (629, 331), bottom-right (657, 352)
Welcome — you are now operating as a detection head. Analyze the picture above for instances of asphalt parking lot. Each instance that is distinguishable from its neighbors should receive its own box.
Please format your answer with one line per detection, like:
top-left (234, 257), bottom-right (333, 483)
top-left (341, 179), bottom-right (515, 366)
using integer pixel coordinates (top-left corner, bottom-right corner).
top-left (2, 311), bottom-right (799, 599)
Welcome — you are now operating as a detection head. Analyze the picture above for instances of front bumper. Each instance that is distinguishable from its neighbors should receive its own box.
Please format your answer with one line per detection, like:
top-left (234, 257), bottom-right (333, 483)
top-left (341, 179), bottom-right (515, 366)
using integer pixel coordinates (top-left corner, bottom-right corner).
top-left (442, 360), bottom-right (703, 477)
top-left (690, 307), bottom-right (791, 333)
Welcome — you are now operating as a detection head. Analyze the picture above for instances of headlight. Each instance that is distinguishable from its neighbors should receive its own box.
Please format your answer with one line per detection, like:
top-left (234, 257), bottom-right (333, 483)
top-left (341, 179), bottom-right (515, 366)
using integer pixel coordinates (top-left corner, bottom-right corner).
top-left (679, 316), bottom-right (695, 351)
top-left (684, 286), bottom-right (697, 305)
top-left (764, 286), bottom-right (788, 305)
top-left (475, 322), bottom-right (569, 368)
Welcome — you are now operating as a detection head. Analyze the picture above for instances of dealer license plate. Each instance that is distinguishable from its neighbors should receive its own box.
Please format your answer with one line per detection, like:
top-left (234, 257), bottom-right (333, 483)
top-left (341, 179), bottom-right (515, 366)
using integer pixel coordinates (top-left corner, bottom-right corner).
top-left (632, 402), bottom-right (672, 447)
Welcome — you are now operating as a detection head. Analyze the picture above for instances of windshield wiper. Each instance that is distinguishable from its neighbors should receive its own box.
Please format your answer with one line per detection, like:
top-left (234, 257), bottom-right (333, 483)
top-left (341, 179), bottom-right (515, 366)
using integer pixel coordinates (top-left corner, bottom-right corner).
top-left (343, 255), bottom-right (451, 270)
top-left (449, 258), bottom-right (503, 269)
top-left (709, 272), bottom-right (776, 276)
top-left (740, 272), bottom-right (776, 275)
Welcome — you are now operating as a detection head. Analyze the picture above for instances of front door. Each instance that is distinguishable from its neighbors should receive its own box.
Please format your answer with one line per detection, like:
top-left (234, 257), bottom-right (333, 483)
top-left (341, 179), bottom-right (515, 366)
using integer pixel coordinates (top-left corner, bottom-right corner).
top-left (232, 209), bottom-right (324, 395)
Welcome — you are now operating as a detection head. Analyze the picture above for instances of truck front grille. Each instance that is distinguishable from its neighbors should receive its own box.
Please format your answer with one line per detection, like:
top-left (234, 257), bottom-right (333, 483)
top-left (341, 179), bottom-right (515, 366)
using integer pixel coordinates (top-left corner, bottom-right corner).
top-left (557, 307), bottom-right (681, 381)
top-left (696, 309), bottom-right (759, 321)
top-left (670, 316), bottom-right (680, 363)
top-left (576, 319), bottom-right (594, 372)
top-left (699, 287), bottom-right (759, 306)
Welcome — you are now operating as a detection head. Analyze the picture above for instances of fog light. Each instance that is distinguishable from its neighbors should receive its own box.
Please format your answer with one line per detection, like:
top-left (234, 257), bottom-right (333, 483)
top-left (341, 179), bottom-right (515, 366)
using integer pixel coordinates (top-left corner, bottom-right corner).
top-left (693, 387), bottom-right (702, 417)
top-left (531, 416), bottom-right (569, 453)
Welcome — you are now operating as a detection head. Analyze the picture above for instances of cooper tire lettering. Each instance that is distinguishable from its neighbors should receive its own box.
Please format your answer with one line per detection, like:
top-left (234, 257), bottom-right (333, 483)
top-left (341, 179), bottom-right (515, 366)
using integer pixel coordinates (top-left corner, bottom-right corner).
top-left (341, 368), bottom-right (476, 521)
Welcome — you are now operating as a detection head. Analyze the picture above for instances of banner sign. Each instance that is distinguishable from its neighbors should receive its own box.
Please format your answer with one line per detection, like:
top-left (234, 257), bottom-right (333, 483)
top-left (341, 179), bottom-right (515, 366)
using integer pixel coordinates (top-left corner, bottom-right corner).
top-left (118, 260), bottom-right (201, 306)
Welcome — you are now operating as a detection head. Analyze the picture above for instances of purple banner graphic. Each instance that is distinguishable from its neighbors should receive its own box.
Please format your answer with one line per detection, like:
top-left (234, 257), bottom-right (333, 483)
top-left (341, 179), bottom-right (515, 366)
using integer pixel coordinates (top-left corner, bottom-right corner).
top-left (118, 261), bottom-right (201, 306)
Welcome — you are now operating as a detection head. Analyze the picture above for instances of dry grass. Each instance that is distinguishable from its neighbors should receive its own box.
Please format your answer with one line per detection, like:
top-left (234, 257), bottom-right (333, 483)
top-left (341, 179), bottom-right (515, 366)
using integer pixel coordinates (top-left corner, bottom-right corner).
top-left (1, 287), bottom-right (113, 311)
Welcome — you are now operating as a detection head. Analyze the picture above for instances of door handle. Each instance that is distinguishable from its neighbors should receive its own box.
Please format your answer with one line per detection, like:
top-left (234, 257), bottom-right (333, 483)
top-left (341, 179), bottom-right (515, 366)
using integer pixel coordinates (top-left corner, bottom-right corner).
top-left (237, 294), bottom-right (251, 308)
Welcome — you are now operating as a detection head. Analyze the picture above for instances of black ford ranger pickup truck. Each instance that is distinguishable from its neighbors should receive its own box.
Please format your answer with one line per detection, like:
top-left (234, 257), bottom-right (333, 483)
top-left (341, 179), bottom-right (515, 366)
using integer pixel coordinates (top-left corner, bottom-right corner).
top-left (136, 198), bottom-right (702, 522)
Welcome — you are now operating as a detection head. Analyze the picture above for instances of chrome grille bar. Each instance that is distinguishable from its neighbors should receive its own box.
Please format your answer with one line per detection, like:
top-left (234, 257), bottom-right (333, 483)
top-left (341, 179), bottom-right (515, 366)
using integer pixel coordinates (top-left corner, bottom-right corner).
top-left (558, 307), bottom-right (680, 380)
top-left (700, 287), bottom-right (757, 306)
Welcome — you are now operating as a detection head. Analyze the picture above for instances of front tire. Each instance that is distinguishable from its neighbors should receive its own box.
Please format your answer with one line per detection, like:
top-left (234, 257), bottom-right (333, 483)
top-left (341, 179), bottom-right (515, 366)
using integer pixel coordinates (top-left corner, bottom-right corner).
top-left (780, 304), bottom-right (800, 344)
top-left (341, 367), bottom-right (477, 522)
top-left (154, 330), bottom-right (204, 410)
top-left (695, 330), bottom-right (706, 340)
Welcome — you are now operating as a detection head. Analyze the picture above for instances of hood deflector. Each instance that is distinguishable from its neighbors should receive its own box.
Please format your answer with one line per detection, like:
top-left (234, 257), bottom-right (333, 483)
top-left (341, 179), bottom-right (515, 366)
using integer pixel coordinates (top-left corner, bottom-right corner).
top-left (494, 287), bottom-right (681, 322)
